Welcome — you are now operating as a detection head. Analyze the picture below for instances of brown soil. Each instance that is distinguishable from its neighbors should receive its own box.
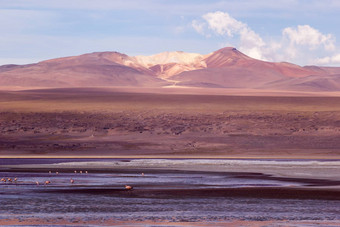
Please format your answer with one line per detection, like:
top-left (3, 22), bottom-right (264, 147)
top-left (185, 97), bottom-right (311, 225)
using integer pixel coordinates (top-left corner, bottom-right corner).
top-left (1, 87), bottom-right (340, 158)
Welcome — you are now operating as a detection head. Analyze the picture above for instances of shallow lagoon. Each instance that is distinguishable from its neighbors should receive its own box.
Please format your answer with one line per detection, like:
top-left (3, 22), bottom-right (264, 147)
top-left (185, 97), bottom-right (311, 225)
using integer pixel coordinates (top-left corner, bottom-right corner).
top-left (1, 158), bottom-right (340, 225)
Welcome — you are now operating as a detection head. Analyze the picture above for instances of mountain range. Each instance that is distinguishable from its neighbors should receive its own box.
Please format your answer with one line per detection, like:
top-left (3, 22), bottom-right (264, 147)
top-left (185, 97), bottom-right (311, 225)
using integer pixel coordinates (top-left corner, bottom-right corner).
top-left (1, 47), bottom-right (340, 91)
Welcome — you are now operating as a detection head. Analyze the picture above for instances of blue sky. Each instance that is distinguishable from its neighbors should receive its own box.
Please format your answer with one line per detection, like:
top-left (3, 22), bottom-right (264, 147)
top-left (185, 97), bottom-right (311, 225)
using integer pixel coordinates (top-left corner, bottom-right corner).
top-left (1, 0), bottom-right (340, 66)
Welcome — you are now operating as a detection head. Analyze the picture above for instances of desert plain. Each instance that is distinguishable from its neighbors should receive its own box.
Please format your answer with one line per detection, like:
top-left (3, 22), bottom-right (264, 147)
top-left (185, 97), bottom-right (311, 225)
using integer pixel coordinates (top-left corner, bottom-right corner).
top-left (1, 87), bottom-right (340, 159)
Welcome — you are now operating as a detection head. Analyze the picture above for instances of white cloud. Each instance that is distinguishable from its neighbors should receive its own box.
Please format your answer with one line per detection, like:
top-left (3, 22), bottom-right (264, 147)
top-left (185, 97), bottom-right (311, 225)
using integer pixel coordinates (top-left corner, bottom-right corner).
top-left (239, 28), bottom-right (266, 60)
top-left (202, 11), bottom-right (244, 36)
top-left (192, 20), bottom-right (205, 35)
top-left (192, 11), bottom-right (338, 65)
top-left (316, 54), bottom-right (340, 65)
top-left (194, 11), bottom-right (267, 60)
top-left (283, 25), bottom-right (335, 51)
top-left (277, 25), bottom-right (336, 64)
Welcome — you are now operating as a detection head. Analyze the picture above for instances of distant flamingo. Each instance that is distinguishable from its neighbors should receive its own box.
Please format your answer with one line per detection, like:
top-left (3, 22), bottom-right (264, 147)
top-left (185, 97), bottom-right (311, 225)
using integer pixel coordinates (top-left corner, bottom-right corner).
top-left (70, 179), bottom-right (74, 184)
top-left (7, 178), bottom-right (12, 183)
top-left (141, 173), bottom-right (144, 176)
top-left (1, 178), bottom-right (6, 182)
top-left (36, 181), bottom-right (39, 185)
top-left (56, 172), bottom-right (59, 175)
top-left (85, 171), bottom-right (88, 174)
top-left (45, 180), bottom-right (51, 185)
top-left (125, 185), bottom-right (133, 190)
top-left (80, 171), bottom-right (82, 174)
top-left (74, 170), bottom-right (77, 174)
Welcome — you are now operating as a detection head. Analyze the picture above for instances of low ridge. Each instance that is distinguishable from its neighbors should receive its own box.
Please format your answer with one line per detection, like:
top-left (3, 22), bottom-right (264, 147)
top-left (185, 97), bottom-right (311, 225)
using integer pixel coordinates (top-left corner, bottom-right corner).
top-left (0, 47), bottom-right (339, 91)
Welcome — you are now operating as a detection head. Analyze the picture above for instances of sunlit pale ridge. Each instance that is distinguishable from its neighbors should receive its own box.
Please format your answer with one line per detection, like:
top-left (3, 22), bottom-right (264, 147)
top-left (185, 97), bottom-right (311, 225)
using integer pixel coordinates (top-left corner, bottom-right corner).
top-left (134, 51), bottom-right (207, 67)
top-left (132, 51), bottom-right (212, 79)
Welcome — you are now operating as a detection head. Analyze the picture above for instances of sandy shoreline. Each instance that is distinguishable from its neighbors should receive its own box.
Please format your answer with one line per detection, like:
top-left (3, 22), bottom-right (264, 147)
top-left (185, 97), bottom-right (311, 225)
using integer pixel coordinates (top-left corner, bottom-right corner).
top-left (2, 158), bottom-right (339, 181)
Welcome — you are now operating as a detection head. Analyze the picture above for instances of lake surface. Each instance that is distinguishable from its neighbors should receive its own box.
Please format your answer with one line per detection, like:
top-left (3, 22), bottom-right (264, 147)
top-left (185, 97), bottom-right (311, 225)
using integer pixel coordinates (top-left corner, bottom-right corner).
top-left (1, 158), bottom-right (340, 226)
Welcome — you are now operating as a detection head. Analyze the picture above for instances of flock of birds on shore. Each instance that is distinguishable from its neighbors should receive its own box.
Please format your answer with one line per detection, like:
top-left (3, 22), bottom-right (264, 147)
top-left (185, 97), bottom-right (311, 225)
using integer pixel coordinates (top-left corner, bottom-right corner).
top-left (1, 170), bottom-right (140, 190)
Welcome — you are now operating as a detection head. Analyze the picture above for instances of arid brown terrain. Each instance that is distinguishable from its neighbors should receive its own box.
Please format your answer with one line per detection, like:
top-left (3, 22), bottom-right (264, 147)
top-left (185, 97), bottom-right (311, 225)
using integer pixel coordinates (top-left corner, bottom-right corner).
top-left (1, 47), bottom-right (340, 91)
top-left (1, 88), bottom-right (340, 158)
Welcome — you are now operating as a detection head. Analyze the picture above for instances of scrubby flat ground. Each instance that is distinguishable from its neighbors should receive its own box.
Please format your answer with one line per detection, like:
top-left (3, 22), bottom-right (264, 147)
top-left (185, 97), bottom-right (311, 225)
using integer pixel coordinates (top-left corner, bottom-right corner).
top-left (0, 87), bottom-right (340, 158)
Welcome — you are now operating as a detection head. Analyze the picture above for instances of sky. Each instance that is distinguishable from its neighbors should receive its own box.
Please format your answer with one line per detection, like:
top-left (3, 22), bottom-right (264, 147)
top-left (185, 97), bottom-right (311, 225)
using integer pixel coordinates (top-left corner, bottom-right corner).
top-left (1, 0), bottom-right (340, 66)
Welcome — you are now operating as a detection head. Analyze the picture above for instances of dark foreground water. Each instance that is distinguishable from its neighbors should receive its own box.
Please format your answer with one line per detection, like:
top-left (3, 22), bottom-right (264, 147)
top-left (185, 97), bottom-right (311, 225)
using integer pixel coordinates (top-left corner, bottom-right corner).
top-left (0, 159), bottom-right (340, 226)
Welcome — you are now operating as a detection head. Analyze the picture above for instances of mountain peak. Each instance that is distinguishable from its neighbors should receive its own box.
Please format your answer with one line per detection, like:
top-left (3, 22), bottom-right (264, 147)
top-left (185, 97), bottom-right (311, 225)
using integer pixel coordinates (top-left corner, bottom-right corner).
top-left (203, 47), bottom-right (252, 68)
top-left (215, 47), bottom-right (237, 52)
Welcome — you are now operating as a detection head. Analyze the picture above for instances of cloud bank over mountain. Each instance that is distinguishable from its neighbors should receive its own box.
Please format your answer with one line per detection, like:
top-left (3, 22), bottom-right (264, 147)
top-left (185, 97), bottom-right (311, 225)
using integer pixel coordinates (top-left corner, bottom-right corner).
top-left (192, 11), bottom-right (338, 66)
top-left (1, 1), bottom-right (340, 67)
